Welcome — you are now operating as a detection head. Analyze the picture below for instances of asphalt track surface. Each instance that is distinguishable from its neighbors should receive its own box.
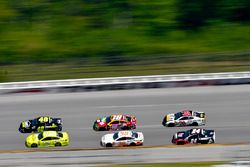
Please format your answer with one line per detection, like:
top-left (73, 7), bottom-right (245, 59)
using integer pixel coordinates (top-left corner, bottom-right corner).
top-left (0, 85), bottom-right (250, 151)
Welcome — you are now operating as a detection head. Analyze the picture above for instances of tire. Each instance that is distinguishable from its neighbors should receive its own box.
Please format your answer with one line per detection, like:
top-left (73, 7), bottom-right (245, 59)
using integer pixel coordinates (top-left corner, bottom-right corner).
top-left (106, 143), bottom-right (112, 147)
top-left (200, 140), bottom-right (208, 144)
top-left (192, 122), bottom-right (199, 126)
top-left (31, 143), bottom-right (38, 148)
top-left (168, 123), bottom-right (175, 127)
top-left (130, 143), bottom-right (136, 146)
top-left (176, 141), bottom-right (185, 145)
top-left (99, 127), bottom-right (106, 131)
top-left (55, 142), bottom-right (62, 147)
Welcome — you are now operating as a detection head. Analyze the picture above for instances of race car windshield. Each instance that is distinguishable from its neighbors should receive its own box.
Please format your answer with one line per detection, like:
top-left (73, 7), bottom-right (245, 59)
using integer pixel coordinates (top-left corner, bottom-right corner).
top-left (174, 112), bottom-right (182, 119)
top-left (31, 119), bottom-right (38, 126)
top-left (126, 116), bottom-right (131, 121)
top-left (106, 117), bottom-right (111, 123)
top-left (113, 132), bottom-right (119, 140)
top-left (185, 130), bottom-right (191, 137)
top-left (132, 132), bottom-right (138, 138)
top-left (38, 133), bottom-right (43, 140)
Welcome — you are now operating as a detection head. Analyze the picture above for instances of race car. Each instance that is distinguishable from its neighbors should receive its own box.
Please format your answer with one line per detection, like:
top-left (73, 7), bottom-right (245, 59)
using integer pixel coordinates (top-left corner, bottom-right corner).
top-left (19, 116), bottom-right (62, 133)
top-left (93, 114), bottom-right (136, 131)
top-left (100, 130), bottom-right (144, 147)
top-left (25, 131), bottom-right (69, 148)
top-left (172, 128), bottom-right (215, 145)
top-left (162, 110), bottom-right (206, 127)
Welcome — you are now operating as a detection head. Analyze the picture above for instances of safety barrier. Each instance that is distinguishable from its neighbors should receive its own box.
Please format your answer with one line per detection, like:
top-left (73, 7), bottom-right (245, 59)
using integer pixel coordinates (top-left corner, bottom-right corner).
top-left (0, 71), bottom-right (250, 94)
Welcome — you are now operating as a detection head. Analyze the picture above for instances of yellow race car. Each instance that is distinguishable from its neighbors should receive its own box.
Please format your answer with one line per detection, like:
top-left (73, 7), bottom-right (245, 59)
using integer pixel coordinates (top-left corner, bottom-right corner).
top-left (25, 131), bottom-right (69, 148)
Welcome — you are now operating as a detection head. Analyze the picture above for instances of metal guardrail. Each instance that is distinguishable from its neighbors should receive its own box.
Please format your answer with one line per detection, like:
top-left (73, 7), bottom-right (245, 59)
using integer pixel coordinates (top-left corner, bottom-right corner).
top-left (0, 71), bottom-right (250, 93)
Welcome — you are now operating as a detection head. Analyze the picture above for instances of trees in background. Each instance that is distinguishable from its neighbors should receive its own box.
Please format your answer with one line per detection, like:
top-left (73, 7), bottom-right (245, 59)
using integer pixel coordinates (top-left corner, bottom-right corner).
top-left (176, 0), bottom-right (250, 29)
top-left (0, 0), bottom-right (249, 65)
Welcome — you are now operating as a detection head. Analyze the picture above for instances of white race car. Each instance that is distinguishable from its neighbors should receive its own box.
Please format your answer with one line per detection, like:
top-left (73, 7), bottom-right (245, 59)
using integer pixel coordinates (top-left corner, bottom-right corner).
top-left (162, 110), bottom-right (206, 127)
top-left (100, 130), bottom-right (144, 147)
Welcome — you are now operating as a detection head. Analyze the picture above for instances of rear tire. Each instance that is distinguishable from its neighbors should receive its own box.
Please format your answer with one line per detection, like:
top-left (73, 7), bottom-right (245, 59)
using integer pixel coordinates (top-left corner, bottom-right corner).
top-left (31, 143), bottom-right (38, 148)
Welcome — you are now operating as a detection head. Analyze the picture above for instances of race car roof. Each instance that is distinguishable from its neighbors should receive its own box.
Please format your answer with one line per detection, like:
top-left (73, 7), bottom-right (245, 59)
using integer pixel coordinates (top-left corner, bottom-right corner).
top-left (110, 114), bottom-right (127, 121)
top-left (117, 131), bottom-right (133, 137)
top-left (42, 131), bottom-right (58, 137)
top-left (181, 110), bottom-right (193, 116)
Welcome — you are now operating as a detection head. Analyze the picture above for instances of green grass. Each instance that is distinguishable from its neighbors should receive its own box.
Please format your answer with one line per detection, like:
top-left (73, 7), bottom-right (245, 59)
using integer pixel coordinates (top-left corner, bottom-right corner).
top-left (1, 60), bottom-right (250, 82)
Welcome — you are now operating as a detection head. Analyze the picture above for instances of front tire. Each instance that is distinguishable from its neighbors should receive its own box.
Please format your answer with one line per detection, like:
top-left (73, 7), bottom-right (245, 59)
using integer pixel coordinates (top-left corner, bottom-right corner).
top-left (168, 123), bottom-right (175, 127)
top-left (55, 142), bottom-right (62, 147)
top-left (31, 143), bottom-right (38, 148)
top-left (130, 143), bottom-right (136, 146)
top-left (176, 141), bottom-right (185, 145)
top-left (106, 143), bottom-right (112, 147)
top-left (192, 122), bottom-right (199, 126)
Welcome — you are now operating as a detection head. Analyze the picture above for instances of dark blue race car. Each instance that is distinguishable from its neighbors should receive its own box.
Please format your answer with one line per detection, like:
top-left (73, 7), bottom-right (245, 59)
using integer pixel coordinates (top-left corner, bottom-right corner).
top-left (19, 116), bottom-right (62, 133)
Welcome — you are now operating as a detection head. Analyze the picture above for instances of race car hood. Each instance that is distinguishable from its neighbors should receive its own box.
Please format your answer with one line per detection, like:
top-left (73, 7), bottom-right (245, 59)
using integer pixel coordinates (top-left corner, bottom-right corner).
top-left (174, 131), bottom-right (187, 139)
top-left (166, 114), bottom-right (175, 122)
top-left (101, 133), bottom-right (114, 143)
top-left (19, 121), bottom-right (31, 132)
top-left (136, 132), bottom-right (144, 141)
top-left (95, 117), bottom-right (107, 127)
top-left (26, 134), bottom-right (39, 143)
top-left (60, 132), bottom-right (69, 142)
top-left (22, 121), bottom-right (31, 128)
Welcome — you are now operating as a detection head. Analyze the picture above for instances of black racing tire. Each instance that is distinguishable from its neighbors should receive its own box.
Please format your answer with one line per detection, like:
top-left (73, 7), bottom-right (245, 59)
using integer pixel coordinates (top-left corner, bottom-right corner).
top-left (55, 142), bottom-right (62, 147)
top-left (192, 122), bottom-right (199, 126)
top-left (130, 143), bottom-right (136, 146)
top-left (200, 140), bottom-right (209, 144)
top-left (31, 143), bottom-right (38, 148)
top-left (99, 127), bottom-right (106, 131)
top-left (106, 143), bottom-right (112, 147)
top-left (167, 123), bottom-right (175, 127)
top-left (176, 141), bottom-right (185, 145)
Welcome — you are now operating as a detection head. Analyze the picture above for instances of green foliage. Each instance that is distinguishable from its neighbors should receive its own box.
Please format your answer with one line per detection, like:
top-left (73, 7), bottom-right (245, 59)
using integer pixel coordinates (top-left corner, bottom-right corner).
top-left (0, 0), bottom-right (249, 66)
top-left (176, 0), bottom-right (218, 29)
